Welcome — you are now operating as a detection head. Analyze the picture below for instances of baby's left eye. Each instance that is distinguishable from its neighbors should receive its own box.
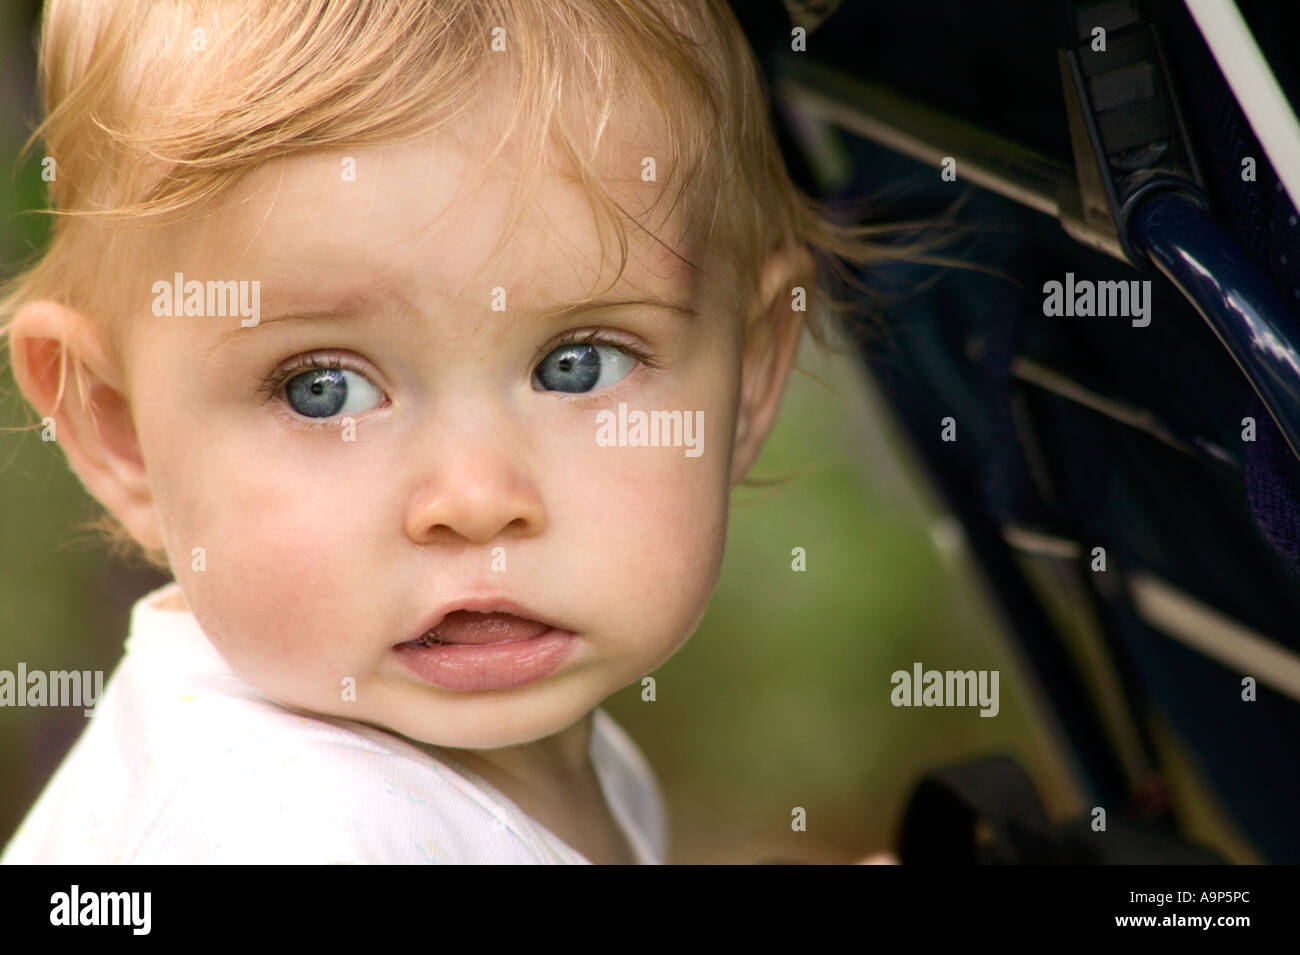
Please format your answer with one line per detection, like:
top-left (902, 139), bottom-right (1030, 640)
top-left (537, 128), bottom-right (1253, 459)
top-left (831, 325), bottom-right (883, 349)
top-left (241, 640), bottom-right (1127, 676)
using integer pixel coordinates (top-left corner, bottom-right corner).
top-left (283, 367), bottom-right (383, 418)
top-left (533, 342), bottom-right (636, 394)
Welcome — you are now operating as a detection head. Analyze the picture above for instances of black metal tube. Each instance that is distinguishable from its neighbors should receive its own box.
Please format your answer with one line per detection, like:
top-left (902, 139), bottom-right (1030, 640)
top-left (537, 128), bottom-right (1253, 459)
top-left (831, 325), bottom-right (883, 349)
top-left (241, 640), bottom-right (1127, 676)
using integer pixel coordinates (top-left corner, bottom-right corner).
top-left (1132, 190), bottom-right (1300, 465)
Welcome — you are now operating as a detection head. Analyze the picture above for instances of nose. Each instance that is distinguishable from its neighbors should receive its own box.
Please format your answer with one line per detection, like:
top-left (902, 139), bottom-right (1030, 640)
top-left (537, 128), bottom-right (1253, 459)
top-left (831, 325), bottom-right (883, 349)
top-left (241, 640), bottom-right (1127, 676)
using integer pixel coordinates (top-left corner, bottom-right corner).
top-left (403, 427), bottom-right (547, 546)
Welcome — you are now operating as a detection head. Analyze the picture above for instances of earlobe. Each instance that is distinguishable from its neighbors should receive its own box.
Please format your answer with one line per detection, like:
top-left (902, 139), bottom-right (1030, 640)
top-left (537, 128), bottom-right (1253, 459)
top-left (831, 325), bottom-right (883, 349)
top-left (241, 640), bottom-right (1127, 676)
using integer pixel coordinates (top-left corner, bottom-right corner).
top-left (8, 300), bottom-right (164, 551)
top-left (730, 245), bottom-right (815, 487)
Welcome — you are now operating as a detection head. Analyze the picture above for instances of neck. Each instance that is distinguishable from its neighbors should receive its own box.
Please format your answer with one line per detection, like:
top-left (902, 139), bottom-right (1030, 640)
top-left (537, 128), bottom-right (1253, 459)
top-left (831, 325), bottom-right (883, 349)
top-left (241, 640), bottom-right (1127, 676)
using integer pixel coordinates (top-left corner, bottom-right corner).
top-left (424, 710), bottom-right (597, 791)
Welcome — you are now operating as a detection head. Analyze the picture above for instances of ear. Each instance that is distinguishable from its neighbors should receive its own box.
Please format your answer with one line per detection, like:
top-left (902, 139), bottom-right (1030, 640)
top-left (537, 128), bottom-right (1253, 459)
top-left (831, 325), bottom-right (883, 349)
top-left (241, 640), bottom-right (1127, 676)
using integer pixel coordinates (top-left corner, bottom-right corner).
top-left (730, 244), bottom-right (815, 486)
top-left (8, 300), bottom-right (165, 551)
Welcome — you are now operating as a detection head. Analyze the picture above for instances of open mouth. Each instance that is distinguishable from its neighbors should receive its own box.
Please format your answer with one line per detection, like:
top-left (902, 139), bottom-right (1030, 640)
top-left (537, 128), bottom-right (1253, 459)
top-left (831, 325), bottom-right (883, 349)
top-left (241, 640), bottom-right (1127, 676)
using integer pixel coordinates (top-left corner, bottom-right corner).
top-left (394, 609), bottom-right (578, 691)
top-left (404, 610), bottom-right (554, 648)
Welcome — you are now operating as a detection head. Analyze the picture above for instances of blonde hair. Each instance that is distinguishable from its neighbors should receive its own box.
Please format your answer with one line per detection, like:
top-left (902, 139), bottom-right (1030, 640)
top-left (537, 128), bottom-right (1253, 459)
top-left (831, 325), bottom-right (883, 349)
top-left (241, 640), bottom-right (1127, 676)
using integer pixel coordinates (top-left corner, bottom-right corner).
top-left (1, 0), bottom-right (955, 570)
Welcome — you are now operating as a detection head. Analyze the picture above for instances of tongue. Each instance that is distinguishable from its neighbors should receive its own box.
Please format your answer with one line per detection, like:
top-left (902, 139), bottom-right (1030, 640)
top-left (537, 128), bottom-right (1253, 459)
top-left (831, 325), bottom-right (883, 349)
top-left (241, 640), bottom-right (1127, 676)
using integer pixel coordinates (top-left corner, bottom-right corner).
top-left (431, 611), bottom-right (549, 646)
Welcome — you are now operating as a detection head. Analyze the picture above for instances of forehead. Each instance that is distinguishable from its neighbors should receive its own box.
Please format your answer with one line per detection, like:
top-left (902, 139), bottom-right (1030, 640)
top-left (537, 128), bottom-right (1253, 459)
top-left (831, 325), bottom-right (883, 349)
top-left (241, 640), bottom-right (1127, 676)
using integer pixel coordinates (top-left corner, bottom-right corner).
top-left (169, 124), bottom-right (701, 321)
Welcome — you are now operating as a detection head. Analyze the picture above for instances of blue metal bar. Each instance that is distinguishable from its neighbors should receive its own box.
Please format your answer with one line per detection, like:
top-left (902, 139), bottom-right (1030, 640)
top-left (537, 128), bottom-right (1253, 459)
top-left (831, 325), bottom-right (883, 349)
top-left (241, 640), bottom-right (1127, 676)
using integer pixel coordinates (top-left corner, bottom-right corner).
top-left (1132, 190), bottom-right (1300, 465)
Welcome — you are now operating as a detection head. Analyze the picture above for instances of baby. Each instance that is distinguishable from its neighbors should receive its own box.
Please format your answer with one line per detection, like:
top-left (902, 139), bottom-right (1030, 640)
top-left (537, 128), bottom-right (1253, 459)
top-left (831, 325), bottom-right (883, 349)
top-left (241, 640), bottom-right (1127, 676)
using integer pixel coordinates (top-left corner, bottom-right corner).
top-left (1, 0), bottom-right (893, 863)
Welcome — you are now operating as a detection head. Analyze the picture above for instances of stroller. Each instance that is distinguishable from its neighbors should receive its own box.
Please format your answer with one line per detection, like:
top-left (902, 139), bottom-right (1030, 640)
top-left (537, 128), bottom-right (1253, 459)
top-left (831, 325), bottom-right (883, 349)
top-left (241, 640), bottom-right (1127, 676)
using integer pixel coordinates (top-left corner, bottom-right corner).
top-left (730, 0), bottom-right (1300, 863)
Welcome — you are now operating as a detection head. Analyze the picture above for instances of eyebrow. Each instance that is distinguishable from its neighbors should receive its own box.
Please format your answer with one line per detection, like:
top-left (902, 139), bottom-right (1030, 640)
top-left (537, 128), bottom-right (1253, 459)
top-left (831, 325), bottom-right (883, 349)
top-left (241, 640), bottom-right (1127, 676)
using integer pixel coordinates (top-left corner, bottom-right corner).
top-left (209, 294), bottom-right (696, 350)
top-left (522, 296), bottom-right (698, 323)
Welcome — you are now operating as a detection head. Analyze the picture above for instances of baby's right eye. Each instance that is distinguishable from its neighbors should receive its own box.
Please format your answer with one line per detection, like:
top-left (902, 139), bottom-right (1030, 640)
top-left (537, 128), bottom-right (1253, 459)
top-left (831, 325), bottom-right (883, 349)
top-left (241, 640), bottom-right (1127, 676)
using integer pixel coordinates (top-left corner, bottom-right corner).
top-left (282, 366), bottom-right (384, 418)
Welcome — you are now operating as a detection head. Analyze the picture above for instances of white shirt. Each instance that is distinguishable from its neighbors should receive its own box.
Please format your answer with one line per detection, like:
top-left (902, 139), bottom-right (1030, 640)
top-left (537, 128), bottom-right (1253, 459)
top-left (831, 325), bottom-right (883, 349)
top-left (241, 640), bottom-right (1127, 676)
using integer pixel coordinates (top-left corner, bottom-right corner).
top-left (1, 582), bottom-right (668, 864)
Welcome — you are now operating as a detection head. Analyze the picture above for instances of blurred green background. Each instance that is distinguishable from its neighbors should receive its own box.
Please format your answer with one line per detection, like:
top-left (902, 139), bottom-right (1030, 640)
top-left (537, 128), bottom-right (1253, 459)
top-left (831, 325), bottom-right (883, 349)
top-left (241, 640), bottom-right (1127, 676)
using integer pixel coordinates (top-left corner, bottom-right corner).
top-left (0, 0), bottom-right (1080, 863)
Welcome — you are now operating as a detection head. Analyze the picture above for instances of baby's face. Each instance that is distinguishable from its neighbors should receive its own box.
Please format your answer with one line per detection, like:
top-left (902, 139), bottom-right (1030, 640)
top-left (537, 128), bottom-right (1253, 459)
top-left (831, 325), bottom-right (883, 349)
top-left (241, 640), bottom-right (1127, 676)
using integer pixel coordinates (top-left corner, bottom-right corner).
top-left (119, 132), bottom-right (748, 749)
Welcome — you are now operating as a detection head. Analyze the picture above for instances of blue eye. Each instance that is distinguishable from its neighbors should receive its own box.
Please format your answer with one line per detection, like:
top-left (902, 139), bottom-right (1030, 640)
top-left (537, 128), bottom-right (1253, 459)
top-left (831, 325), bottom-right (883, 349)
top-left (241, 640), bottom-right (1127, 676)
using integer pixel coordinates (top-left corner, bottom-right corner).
top-left (533, 342), bottom-right (636, 394)
top-left (283, 367), bottom-right (383, 418)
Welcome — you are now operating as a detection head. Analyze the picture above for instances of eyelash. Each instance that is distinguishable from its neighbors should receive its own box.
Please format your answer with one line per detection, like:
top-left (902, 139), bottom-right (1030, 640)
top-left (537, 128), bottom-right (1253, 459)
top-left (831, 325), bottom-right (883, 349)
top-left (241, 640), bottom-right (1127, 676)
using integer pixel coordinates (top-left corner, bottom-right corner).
top-left (538, 330), bottom-right (660, 408)
top-left (256, 350), bottom-right (373, 404)
top-left (254, 351), bottom-right (381, 431)
top-left (535, 328), bottom-right (660, 374)
top-left (257, 331), bottom-right (660, 424)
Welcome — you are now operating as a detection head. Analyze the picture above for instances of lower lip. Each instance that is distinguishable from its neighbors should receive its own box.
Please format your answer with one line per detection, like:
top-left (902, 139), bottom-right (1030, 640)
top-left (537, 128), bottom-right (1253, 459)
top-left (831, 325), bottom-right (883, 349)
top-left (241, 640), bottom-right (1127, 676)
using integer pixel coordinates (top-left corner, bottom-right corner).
top-left (393, 629), bottom-right (578, 691)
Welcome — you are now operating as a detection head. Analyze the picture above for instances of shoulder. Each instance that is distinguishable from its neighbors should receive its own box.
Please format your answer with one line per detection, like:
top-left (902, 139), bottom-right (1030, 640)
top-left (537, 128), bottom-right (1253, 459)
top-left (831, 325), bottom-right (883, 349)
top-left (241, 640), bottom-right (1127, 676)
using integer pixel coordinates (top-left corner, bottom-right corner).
top-left (123, 715), bottom-right (554, 864)
top-left (591, 708), bottom-right (670, 863)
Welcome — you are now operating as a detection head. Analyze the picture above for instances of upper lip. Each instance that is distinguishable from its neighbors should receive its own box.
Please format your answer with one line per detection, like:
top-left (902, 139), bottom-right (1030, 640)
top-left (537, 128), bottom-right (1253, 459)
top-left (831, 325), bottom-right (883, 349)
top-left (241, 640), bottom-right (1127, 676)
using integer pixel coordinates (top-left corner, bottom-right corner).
top-left (405, 597), bottom-right (567, 646)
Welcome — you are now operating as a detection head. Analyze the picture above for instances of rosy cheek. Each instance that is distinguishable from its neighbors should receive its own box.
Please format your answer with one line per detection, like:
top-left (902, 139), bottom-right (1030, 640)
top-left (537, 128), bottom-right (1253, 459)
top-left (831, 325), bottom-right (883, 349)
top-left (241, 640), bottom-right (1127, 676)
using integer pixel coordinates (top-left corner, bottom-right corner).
top-left (593, 454), bottom-right (724, 589)
top-left (178, 485), bottom-right (364, 668)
